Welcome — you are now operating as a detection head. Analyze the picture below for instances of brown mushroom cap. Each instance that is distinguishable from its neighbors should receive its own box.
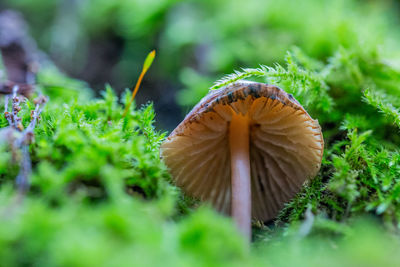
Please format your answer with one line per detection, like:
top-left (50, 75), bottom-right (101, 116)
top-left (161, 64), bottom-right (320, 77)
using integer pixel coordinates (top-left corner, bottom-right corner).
top-left (161, 81), bottom-right (323, 221)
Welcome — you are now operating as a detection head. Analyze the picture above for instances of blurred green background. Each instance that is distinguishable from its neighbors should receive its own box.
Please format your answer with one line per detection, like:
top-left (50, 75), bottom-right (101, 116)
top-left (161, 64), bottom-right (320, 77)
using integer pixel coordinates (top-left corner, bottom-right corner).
top-left (1, 0), bottom-right (400, 130)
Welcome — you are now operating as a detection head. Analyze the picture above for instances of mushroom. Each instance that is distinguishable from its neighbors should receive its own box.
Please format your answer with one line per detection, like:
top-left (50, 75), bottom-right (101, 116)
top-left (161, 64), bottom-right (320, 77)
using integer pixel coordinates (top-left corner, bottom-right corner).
top-left (161, 81), bottom-right (323, 241)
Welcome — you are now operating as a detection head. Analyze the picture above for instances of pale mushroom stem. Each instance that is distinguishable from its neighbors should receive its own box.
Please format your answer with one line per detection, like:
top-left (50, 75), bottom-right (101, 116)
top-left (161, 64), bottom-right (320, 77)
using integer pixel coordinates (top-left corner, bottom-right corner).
top-left (229, 112), bottom-right (251, 242)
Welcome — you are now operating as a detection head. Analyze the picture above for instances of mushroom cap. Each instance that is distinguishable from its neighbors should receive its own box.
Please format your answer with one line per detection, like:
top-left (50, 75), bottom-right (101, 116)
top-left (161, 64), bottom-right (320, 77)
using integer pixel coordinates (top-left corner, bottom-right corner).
top-left (161, 81), bottom-right (323, 221)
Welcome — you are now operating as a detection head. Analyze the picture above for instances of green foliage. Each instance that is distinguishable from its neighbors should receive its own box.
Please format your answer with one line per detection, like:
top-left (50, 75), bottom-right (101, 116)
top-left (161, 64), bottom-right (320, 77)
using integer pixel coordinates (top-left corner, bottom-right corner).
top-left (0, 73), bottom-right (249, 266)
top-left (31, 86), bottom-right (173, 202)
top-left (206, 22), bottom-right (400, 236)
top-left (169, 0), bottom-right (400, 110)
top-left (0, 196), bottom-right (247, 266)
top-left (2, 44), bottom-right (398, 264)
top-left (254, 219), bottom-right (400, 267)
top-left (2, 0), bottom-right (400, 265)
top-left (5, 0), bottom-right (400, 93)
top-left (210, 51), bottom-right (333, 115)
top-left (264, 48), bottom-right (400, 230)
top-left (363, 88), bottom-right (400, 129)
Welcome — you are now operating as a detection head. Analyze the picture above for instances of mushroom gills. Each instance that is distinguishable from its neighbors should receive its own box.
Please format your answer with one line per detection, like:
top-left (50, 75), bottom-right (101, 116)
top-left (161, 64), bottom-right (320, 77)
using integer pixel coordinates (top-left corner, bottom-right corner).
top-left (160, 81), bottom-right (324, 243)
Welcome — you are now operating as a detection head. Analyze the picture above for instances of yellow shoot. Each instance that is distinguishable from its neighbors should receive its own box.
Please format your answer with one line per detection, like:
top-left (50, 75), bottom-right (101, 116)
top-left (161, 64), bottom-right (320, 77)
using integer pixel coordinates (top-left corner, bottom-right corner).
top-left (123, 50), bottom-right (156, 117)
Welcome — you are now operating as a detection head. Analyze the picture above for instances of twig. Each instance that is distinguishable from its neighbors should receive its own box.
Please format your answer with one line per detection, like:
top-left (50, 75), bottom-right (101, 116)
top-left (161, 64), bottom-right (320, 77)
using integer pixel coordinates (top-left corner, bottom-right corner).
top-left (2, 86), bottom-right (47, 194)
top-left (15, 145), bottom-right (31, 194)
top-left (0, 81), bottom-right (34, 97)
top-left (297, 205), bottom-right (315, 238)
top-left (11, 85), bottom-right (23, 131)
top-left (4, 95), bottom-right (12, 125)
top-left (13, 94), bottom-right (48, 192)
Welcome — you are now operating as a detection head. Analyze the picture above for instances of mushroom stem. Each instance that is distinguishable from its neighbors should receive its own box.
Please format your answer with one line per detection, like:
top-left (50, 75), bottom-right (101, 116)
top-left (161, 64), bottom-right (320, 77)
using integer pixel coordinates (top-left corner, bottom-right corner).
top-left (229, 112), bottom-right (251, 242)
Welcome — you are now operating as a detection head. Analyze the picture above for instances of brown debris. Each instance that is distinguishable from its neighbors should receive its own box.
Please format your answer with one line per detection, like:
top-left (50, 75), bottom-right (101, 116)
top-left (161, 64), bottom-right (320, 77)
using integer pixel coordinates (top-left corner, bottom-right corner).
top-left (0, 81), bottom-right (34, 97)
top-left (0, 10), bottom-right (38, 84)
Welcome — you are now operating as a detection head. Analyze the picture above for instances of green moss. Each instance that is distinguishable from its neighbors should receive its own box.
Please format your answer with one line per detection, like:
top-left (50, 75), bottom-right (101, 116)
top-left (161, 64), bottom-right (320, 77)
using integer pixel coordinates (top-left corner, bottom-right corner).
top-left (3, 34), bottom-right (400, 267)
top-left (213, 44), bottom-right (400, 229)
top-left (2, 0), bottom-right (400, 264)
top-left (2, 44), bottom-right (400, 264)
top-left (0, 68), bottom-right (249, 265)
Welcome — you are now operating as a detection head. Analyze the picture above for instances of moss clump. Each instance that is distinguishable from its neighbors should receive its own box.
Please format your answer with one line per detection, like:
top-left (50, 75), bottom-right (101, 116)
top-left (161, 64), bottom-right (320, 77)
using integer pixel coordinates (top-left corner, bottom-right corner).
top-left (0, 67), bottom-right (249, 266)
top-left (214, 45), bottom-right (400, 230)
top-left (2, 45), bottom-right (400, 264)
top-left (1, 84), bottom-right (172, 203)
